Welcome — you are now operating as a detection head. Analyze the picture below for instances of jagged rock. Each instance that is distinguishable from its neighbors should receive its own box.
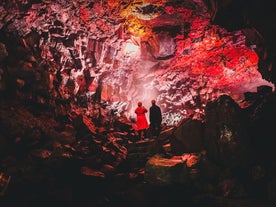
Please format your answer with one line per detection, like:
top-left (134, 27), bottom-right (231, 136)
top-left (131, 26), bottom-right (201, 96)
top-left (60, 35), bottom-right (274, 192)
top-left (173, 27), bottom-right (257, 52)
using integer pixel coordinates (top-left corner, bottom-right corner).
top-left (171, 118), bottom-right (204, 154)
top-left (81, 166), bottom-right (105, 179)
top-left (59, 128), bottom-right (76, 144)
top-left (159, 126), bottom-right (174, 140)
top-left (29, 149), bottom-right (52, 159)
top-left (0, 1), bottom-right (276, 206)
top-left (144, 154), bottom-right (188, 185)
top-left (1, 0), bottom-right (274, 127)
top-left (101, 164), bottom-right (115, 176)
top-left (203, 94), bottom-right (253, 168)
top-left (244, 89), bottom-right (276, 163)
top-left (149, 31), bottom-right (176, 59)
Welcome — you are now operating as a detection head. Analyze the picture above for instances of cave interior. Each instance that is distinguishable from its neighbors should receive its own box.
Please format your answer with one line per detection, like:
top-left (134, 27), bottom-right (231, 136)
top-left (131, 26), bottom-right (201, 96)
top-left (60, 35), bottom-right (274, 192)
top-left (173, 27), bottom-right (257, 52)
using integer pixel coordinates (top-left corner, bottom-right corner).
top-left (0, 0), bottom-right (276, 207)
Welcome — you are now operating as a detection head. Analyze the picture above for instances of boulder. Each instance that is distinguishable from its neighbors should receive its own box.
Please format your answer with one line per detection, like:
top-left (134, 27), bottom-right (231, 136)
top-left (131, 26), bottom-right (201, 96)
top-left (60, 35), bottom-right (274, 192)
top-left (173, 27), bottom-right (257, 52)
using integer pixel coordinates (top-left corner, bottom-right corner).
top-left (171, 118), bottom-right (204, 154)
top-left (144, 154), bottom-right (188, 185)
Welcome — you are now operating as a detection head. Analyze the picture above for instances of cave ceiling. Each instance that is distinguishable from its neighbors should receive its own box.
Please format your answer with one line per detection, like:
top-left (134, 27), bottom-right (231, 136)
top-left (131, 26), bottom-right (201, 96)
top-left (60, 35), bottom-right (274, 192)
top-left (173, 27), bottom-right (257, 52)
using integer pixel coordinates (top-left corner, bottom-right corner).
top-left (0, 0), bottom-right (275, 125)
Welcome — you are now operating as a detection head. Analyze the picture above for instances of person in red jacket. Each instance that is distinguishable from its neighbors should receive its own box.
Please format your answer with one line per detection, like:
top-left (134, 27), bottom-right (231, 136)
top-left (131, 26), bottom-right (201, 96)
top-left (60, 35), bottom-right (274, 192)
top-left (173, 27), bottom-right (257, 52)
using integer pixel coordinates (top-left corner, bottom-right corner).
top-left (135, 101), bottom-right (149, 139)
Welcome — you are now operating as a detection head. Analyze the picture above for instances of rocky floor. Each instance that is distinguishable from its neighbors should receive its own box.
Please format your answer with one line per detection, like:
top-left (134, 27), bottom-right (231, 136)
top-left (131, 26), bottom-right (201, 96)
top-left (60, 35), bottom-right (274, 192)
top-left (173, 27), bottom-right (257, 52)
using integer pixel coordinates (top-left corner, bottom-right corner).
top-left (0, 172), bottom-right (275, 207)
top-left (0, 99), bottom-right (275, 207)
top-left (0, 142), bottom-right (275, 207)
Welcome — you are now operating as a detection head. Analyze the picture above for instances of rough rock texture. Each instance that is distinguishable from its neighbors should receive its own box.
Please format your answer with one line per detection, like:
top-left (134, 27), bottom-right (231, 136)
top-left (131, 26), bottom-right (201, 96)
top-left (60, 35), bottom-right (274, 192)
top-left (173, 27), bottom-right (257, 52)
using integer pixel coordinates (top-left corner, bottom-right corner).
top-left (203, 94), bottom-right (253, 168)
top-left (0, 1), bottom-right (276, 206)
top-left (144, 154), bottom-right (188, 185)
top-left (171, 118), bottom-right (204, 154)
top-left (0, 0), bottom-right (275, 126)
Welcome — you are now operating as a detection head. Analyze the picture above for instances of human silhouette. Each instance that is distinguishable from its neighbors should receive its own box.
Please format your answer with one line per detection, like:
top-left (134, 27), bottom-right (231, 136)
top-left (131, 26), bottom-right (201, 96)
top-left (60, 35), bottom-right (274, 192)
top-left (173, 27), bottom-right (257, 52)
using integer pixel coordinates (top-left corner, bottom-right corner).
top-left (149, 99), bottom-right (162, 138)
top-left (135, 101), bottom-right (149, 139)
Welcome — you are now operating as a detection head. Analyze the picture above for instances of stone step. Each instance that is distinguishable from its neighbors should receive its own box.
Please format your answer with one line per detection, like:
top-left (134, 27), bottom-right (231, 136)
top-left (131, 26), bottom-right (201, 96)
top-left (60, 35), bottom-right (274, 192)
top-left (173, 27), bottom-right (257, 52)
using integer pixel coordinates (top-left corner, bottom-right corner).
top-left (127, 139), bottom-right (155, 152)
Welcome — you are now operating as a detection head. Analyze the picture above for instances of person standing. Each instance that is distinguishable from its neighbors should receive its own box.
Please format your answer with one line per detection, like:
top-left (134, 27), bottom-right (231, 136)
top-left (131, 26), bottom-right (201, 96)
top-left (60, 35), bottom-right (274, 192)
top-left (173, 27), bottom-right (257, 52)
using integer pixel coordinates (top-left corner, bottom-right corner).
top-left (149, 99), bottom-right (162, 138)
top-left (135, 101), bottom-right (149, 139)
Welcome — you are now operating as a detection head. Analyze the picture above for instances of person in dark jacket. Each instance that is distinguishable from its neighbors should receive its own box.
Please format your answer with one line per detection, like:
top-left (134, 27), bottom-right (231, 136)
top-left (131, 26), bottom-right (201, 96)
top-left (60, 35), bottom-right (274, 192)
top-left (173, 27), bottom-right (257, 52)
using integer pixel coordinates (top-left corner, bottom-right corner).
top-left (149, 99), bottom-right (162, 138)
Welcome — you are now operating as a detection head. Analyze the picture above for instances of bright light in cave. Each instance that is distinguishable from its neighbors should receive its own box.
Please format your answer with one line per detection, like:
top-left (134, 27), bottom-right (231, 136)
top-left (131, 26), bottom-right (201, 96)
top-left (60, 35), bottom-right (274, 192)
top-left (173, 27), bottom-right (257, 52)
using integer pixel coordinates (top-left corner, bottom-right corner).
top-left (5, 0), bottom-right (274, 127)
top-left (124, 40), bottom-right (140, 55)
